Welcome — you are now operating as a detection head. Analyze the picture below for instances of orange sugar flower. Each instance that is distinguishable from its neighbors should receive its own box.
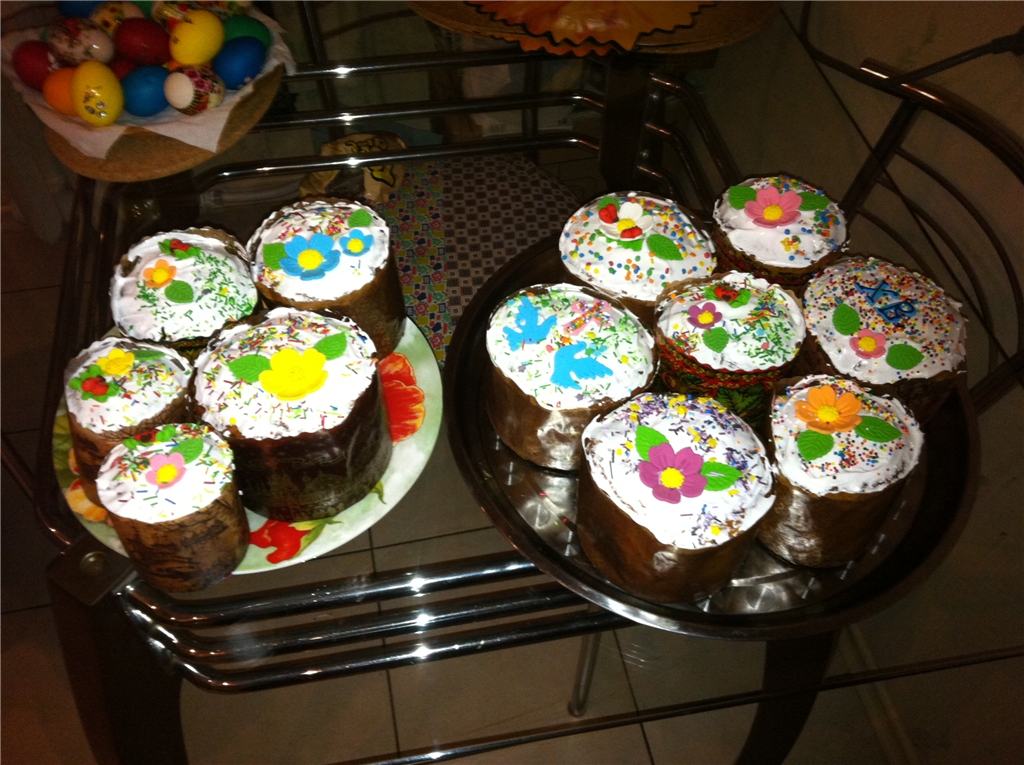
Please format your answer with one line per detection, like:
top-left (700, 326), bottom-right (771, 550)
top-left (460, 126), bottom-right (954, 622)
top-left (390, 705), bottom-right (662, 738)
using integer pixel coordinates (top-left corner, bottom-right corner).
top-left (795, 385), bottom-right (862, 434)
top-left (143, 259), bottom-right (177, 289)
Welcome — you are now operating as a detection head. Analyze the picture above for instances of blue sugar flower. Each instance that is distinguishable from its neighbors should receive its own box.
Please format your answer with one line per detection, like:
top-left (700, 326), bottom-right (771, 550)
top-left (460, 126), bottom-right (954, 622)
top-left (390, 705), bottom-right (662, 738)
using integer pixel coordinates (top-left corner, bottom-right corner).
top-left (280, 234), bottom-right (340, 281)
top-left (340, 229), bottom-right (374, 257)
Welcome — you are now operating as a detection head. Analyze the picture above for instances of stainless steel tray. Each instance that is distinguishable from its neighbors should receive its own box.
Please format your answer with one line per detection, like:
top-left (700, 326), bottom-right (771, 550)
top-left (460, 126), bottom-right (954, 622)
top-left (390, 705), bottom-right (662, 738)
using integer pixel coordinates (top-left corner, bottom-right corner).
top-left (445, 235), bottom-right (979, 638)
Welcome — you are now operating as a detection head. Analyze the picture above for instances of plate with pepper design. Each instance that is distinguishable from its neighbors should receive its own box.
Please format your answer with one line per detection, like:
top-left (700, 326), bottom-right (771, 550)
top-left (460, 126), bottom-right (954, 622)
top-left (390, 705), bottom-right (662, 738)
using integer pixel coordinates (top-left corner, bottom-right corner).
top-left (52, 318), bottom-right (442, 573)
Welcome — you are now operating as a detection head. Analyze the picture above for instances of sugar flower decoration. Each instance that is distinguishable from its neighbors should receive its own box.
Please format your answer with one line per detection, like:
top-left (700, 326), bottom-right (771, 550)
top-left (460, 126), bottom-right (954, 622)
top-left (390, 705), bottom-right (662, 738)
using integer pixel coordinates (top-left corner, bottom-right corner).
top-left (638, 443), bottom-right (707, 503)
top-left (340, 229), bottom-right (374, 256)
top-left (850, 329), bottom-right (887, 359)
top-left (597, 198), bottom-right (654, 240)
top-left (795, 385), bottom-right (863, 434)
top-left (744, 187), bottom-right (801, 228)
top-left (96, 348), bottom-right (135, 376)
top-left (259, 348), bottom-right (329, 401)
top-left (686, 302), bottom-right (722, 329)
top-left (145, 452), bottom-right (186, 489)
top-left (143, 259), bottom-right (177, 289)
top-left (281, 234), bottom-right (341, 281)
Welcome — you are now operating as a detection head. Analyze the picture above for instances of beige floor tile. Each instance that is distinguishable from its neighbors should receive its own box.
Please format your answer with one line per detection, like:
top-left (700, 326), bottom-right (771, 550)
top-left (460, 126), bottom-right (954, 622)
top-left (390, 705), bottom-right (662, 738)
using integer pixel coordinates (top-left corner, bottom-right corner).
top-left (1, 286), bottom-right (60, 433)
top-left (0, 607), bottom-right (99, 765)
top-left (455, 724), bottom-right (653, 765)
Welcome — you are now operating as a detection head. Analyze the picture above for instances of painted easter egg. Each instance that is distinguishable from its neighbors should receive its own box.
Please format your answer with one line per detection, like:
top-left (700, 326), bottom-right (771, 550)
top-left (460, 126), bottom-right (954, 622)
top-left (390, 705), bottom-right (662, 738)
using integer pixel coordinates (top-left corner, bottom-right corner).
top-left (114, 17), bottom-right (170, 64)
top-left (211, 35), bottom-right (264, 89)
top-left (169, 9), bottom-right (224, 65)
top-left (122, 64), bottom-right (169, 116)
top-left (71, 60), bottom-right (124, 125)
top-left (90, 2), bottom-right (145, 37)
top-left (204, 1), bottom-right (251, 17)
top-left (151, 1), bottom-right (201, 31)
top-left (164, 65), bottom-right (223, 115)
top-left (12, 40), bottom-right (59, 91)
top-left (58, 1), bottom-right (103, 18)
top-left (43, 68), bottom-right (79, 115)
top-left (47, 18), bottom-right (115, 65)
top-left (108, 56), bottom-right (137, 79)
top-left (222, 15), bottom-right (271, 49)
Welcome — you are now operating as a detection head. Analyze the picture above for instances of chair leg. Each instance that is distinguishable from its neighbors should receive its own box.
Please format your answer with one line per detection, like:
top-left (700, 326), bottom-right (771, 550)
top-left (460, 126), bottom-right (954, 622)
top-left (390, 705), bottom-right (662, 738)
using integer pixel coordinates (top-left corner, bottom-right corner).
top-left (734, 631), bottom-right (838, 765)
top-left (47, 535), bottom-right (187, 765)
top-left (567, 629), bottom-right (603, 717)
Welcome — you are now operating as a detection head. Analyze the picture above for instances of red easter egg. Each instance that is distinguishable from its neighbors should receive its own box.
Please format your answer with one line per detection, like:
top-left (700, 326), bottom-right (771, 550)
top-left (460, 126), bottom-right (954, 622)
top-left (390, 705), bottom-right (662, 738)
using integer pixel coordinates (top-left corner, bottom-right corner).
top-left (108, 56), bottom-right (138, 79)
top-left (12, 40), bottom-right (58, 91)
top-left (114, 17), bottom-right (170, 65)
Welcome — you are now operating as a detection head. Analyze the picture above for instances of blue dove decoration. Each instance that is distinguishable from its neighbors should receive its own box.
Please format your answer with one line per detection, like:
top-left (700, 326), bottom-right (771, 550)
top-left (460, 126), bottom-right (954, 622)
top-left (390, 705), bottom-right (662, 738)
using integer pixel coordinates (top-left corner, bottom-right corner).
top-left (551, 342), bottom-right (613, 390)
top-left (504, 296), bottom-right (557, 351)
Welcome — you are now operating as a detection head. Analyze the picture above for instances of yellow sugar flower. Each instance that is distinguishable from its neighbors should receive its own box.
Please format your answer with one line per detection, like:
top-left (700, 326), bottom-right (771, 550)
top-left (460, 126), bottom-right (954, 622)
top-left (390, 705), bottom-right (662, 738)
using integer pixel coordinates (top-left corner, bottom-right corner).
top-left (97, 349), bottom-right (135, 376)
top-left (259, 348), bottom-right (329, 401)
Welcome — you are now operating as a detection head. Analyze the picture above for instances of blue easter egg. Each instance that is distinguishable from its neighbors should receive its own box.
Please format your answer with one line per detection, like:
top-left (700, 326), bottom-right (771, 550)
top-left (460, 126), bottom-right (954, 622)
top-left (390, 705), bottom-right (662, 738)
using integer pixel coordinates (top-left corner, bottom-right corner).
top-left (58, 1), bottom-right (102, 17)
top-left (122, 64), bottom-right (168, 116)
top-left (211, 36), bottom-right (265, 90)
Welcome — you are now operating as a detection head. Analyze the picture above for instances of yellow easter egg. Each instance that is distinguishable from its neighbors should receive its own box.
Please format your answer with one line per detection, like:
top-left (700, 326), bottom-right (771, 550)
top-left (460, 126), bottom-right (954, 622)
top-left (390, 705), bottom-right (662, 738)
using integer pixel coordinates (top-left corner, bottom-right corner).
top-left (169, 9), bottom-right (224, 66)
top-left (71, 60), bottom-right (124, 126)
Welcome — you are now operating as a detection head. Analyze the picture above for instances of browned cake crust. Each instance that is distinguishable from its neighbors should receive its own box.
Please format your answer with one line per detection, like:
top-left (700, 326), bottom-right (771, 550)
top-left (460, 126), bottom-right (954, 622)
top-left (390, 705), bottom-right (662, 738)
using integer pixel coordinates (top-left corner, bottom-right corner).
top-left (576, 460), bottom-right (763, 603)
top-left (218, 374), bottom-right (393, 522)
top-left (108, 483), bottom-right (249, 593)
top-left (711, 222), bottom-right (840, 294)
top-left (255, 250), bottom-right (406, 358)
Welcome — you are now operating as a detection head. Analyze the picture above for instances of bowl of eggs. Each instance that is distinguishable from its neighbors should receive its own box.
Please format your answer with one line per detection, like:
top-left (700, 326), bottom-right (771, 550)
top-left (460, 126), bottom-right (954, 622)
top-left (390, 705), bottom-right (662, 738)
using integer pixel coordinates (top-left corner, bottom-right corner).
top-left (2, 0), bottom-right (292, 181)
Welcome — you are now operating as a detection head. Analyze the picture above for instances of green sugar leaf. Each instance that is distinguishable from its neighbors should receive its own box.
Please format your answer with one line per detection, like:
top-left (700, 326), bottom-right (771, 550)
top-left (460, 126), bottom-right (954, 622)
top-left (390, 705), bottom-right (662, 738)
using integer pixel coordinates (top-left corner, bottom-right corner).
top-left (798, 430), bottom-right (835, 461)
top-left (158, 239), bottom-right (173, 256)
top-left (171, 438), bottom-right (203, 464)
top-left (887, 343), bottom-right (924, 371)
top-left (728, 185), bottom-right (757, 209)
top-left (703, 326), bottom-right (730, 353)
top-left (798, 192), bottom-right (830, 211)
top-left (228, 355), bottom-right (272, 383)
top-left (131, 350), bottom-right (164, 360)
top-left (832, 302), bottom-right (861, 336)
top-left (701, 461), bottom-right (742, 492)
top-left (348, 209), bottom-right (373, 228)
top-left (314, 333), bottom-right (348, 360)
top-left (620, 236), bottom-right (643, 252)
top-left (156, 425), bottom-right (177, 442)
top-left (730, 289), bottom-right (751, 308)
top-left (263, 242), bottom-right (286, 270)
top-left (123, 438), bottom-right (140, 451)
top-left (635, 425), bottom-right (669, 461)
top-left (855, 416), bottom-right (902, 443)
top-left (597, 196), bottom-right (619, 211)
top-left (703, 286), bottom-right (719, 301)
top-left (647, 233), bottom-right (683, 261)
top-left (164, 281), bottom-right (194, 304)
top-left (68, 377), bottom-right (83, 391)
top-left (371, 480), bottom-right (386, 503)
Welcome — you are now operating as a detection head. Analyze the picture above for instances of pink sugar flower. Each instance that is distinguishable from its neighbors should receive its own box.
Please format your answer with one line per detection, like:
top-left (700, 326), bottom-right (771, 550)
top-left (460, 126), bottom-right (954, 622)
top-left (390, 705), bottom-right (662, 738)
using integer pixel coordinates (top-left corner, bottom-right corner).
top-left (639, 443), bottom-right (707, 503)
top-left (145, 452), bottom-right (187, 490)
top-left (686, 302), bottom-right (722, 329)
top-left (850, 329), bottom-right (887, 359)
top-left (744, 187), bottom-right (802, 228)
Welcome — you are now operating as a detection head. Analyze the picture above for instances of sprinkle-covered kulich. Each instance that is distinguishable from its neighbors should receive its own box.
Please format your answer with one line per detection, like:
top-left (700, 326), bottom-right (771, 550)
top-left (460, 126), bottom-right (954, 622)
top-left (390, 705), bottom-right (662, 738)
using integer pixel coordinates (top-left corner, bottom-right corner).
top-left (656, 272), bottom-right (806, 372)
top-left (64, 337), bottom-right (192, 433)
top-left (770, 375), bottom-right (923, 497)
top-left (247, 199), bottom-right (390, 303)
top-left (803, 256), bottom-right (967, 385)
top-left (713, 176), bottom-right (847, 269)
top-left (485, 284), bottom-right (655, 410)
top-left (96, 423), bottom-right (234, 523)
top-left (194, 307), bottom-right (378, 440)
top-left (111, 230), bottom-right (258, 343)
top-left (560, 191), bottom-right (716, 304)
top-left (582, 393), bottom-right (774, 549)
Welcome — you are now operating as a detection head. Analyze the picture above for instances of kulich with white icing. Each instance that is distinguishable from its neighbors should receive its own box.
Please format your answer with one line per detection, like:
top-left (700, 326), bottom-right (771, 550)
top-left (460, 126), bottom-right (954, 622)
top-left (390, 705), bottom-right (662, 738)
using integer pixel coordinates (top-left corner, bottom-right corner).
top-left (803, 256), bottom-right (966, 386)
top-left (713, 176), bottom-right (846, 269)
top-left (96, 423), bottom-right (235, 523)
top-left (65, 337), bottom-right (192, 434)
top-left (247, 199), bottom-right (390, 303)
top-left (656, 272), bottom-right (805, 372)
top-left (771, 375), bottom-right (922, 497)
top-left (194, 307), bottom-right (378, 441)
top-left (583, 393), bottom-right (774, 550)
top-left (559, 191), bottom-right (715, 305)
top-left (111, 230), bottom-right (257, 343)
top-left (486, 284), bottom-right (655, 410)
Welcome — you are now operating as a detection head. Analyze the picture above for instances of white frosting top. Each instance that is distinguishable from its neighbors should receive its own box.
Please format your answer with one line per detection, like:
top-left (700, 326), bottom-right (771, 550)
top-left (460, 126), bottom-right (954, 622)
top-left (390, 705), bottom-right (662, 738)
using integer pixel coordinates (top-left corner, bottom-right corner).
top-left (583, 393), bottom-right (774, 549)
top-left (110, 231), bottom-right (258, 342)
top-left (194, 308), bottom-right (378, 440)
top-left (803, 256), bottom-right (967, 385)
top-left (713, 176), bottom-right (847, 268)
top-left (64, 337), bottom-right (192, 433)
top-left (96, 423), bottom-right (234, 523)
top-left (771, 375), bottom-right (923, 496)
top-left (655, 272), bottom-right (806, 371)
top-left (485, 284), bottom-right (655, 410)
top-left (247, 199), bottom-right (390, 303)
top-left (559, 191), bottom-right (716, 304)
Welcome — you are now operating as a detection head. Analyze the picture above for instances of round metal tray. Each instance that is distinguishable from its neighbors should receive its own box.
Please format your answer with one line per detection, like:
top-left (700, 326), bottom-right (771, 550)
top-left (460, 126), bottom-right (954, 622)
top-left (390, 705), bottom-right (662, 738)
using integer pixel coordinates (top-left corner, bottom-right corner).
top-left (445, 234), bottom-right (980, 638)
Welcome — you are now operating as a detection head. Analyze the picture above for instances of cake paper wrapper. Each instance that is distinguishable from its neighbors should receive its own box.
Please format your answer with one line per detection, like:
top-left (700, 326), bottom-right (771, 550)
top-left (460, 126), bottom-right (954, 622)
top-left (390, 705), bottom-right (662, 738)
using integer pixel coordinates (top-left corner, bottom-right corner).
top-left (0, 9), bottom-right (295, 159)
